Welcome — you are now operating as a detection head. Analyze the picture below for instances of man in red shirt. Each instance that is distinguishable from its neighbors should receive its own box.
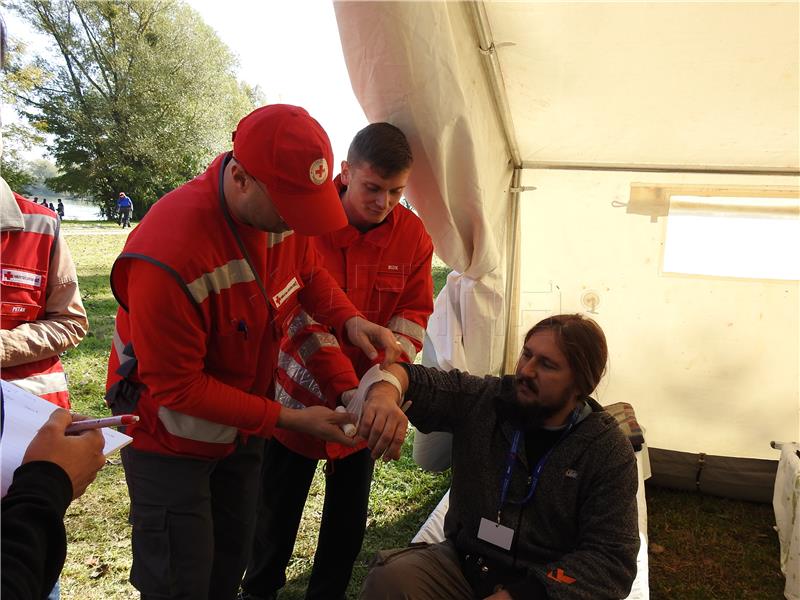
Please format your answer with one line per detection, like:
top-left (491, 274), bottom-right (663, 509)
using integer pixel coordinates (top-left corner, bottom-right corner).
top-left (242, 123), bottom-right (434, 600)
top-left (106, 105), bottom-right (401, 600)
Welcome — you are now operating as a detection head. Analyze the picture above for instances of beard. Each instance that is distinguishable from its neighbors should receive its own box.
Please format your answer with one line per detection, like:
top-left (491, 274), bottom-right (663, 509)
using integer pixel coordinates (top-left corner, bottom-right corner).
top-left (496, 377), bottom-right (573, 430)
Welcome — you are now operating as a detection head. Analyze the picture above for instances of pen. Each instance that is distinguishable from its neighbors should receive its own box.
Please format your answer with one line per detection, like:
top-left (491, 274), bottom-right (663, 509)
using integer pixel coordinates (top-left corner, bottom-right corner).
top-left (65, 414), bottom-right (139, 434)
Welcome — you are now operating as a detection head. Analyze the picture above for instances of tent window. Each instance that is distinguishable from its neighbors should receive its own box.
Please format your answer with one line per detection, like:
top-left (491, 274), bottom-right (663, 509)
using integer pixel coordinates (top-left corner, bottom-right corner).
top-left (663, 195), bottom-right (800, 281)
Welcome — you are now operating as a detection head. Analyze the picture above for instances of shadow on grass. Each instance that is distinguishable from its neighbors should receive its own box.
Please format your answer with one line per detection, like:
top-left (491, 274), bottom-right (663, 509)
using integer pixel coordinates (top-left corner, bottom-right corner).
top-left (277, 434), bottom-right (452, 600)
top-left (278, 492), bottom-right (450, 600)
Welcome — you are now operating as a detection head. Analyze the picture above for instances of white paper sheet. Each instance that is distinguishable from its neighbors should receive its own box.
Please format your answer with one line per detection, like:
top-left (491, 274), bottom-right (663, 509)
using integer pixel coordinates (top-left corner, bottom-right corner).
top-left (1, 380), bottom-right (132, 497)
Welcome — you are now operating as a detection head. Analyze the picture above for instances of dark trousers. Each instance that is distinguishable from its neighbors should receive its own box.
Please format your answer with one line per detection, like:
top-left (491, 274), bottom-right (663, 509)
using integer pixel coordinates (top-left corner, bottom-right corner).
top-left (242, 440), bottom-right (374, 600)
top-left (122, 437), bottom-right (264, 600)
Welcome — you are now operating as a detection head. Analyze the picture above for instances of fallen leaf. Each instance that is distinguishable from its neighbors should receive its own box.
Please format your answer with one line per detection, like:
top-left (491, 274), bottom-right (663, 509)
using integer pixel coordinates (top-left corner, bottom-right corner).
top-left (649, 543), bottom-right (666, 554)
top-left (89, 563), bottom-right (108, 579)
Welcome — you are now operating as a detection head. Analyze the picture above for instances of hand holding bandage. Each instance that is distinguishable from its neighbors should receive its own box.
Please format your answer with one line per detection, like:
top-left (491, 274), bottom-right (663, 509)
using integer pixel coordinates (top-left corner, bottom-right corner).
top-left (351, 364), bottom-right (411, 461)
top-left (335, 390), bottom-right (360, 437)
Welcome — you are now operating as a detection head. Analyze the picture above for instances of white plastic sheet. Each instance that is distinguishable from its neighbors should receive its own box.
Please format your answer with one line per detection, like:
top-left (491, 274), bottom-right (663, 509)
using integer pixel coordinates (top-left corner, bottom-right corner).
top-left (774, 443), bottom-right (800, 600)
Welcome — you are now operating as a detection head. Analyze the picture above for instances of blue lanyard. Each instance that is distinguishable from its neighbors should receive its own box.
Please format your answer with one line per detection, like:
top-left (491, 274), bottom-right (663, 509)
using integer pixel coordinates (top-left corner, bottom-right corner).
top-left (496, 405), bottom-right (582, 522)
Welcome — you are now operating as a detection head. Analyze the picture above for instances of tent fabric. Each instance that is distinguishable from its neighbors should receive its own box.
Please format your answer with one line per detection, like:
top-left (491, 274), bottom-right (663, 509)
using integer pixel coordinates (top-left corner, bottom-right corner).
top-left (648, 447), bottom-right (779, 504)
top-left (488, 2), bottom-right (799, 170)
top-left (335, 0), bottom-right (798, 469)
top-left (516, 167), bottom-right (799, 461)
top-left (773, 443), bottom-right (800, 600)
top-left (334, 1), bottom-right (514, 379)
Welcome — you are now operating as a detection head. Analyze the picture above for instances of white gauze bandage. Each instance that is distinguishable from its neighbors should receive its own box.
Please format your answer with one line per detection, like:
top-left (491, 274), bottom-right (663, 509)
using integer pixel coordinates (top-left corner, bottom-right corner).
top-left (335, 364), bottom-right (404, 437)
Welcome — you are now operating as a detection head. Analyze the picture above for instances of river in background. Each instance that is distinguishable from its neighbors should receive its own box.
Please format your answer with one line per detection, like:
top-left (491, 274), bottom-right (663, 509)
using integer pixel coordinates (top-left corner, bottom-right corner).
top-left (60, 198), bottom-right (103, 221)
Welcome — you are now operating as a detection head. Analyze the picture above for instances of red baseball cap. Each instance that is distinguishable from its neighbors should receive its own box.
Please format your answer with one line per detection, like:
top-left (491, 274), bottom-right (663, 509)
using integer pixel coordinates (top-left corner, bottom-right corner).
top-left (232, 104), bottom-right (346, 236)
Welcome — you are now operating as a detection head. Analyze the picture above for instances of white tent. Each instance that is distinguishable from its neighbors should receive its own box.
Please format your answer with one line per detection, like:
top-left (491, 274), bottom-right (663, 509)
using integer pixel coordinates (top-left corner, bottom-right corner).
top-left (335, 1), bottom-right (799, 501)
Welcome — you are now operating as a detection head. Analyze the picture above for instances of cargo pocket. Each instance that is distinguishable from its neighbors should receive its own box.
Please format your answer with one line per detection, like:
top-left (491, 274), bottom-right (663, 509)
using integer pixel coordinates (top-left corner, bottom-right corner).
top-left (129, 504), bottom-right (172, 595)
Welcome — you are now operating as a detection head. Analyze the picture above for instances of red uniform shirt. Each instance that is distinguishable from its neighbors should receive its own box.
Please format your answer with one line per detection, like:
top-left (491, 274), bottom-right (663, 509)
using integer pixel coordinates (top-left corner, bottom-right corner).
top-left (274, 180), bottom-right (434, 459)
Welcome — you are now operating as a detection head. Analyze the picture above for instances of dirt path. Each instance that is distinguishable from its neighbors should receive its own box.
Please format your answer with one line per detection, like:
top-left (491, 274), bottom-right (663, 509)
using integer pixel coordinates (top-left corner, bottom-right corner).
top-left (62, 226), bottom-right (135, 236)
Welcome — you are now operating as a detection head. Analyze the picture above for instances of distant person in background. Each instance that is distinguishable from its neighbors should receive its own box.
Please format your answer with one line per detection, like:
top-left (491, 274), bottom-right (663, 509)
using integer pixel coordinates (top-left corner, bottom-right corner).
top-left (33, 196), bottom-right (39, 204)
top-left (56, 199), bottom-right (65, 219)
top-left (48, 202), bottom-right (55, 212)
top-left (117, 192), bottom-right (132, 228)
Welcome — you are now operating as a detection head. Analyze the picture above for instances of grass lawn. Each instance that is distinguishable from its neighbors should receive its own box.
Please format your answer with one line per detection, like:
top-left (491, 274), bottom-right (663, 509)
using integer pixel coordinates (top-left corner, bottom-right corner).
top-left (56, 224), bottom-right (785, 599)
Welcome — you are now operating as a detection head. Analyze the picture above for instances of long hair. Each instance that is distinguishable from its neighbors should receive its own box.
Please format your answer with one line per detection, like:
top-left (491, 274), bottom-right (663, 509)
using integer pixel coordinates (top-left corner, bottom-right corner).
top-left (525, 314), bottom-right (608, 396)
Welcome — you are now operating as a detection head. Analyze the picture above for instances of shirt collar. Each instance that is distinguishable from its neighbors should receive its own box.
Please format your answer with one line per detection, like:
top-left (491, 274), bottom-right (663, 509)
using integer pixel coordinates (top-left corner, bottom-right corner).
top-left (0, 177), bottom-right (24, 232)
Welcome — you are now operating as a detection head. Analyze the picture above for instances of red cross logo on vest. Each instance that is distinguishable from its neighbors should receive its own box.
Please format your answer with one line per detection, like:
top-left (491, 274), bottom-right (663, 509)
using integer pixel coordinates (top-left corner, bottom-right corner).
top-left (309, 158), bottom-right (328, 185)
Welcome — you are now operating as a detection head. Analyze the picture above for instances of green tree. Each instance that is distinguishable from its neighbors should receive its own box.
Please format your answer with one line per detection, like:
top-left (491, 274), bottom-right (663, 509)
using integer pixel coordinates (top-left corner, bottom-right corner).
top-left (5, 0), bottom-right (261, 219)
top-left (0, 121), bottom-right (43, 195)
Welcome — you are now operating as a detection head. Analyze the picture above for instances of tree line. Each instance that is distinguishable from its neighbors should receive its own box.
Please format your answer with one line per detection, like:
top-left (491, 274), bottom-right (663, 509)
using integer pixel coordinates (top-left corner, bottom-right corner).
top-left (2, 0), bottom-right (262, 219)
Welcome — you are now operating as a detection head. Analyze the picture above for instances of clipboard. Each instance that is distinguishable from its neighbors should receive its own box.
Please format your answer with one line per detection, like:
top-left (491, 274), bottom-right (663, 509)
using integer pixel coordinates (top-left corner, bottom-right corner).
top-left (0, 380), bottom-right (132, 497)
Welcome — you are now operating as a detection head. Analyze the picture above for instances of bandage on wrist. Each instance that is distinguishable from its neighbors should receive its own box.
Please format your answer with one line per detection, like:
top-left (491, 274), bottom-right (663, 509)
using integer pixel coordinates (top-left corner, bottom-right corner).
top-left (361, 364), bottom-right (404, 404)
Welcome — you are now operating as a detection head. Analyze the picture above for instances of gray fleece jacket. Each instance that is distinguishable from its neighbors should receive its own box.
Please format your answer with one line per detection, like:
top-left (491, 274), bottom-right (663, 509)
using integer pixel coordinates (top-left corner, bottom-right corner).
top-left (403, 364), bottom-right (640, 600)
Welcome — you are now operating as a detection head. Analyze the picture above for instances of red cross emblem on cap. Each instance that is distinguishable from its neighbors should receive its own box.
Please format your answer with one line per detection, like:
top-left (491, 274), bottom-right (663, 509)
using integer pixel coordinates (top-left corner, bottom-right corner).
top-left (309, 158), bottom-right (328, 185)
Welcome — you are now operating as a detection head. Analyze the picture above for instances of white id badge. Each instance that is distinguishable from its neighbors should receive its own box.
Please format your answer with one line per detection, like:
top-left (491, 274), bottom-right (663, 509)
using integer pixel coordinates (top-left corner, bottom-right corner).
top-left (477, 517), bottom-right (515, 550)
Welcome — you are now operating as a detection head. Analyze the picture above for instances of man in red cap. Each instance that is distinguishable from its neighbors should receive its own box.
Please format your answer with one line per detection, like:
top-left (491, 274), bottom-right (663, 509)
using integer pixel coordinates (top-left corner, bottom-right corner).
top-left (105, 104), bottom-right (401, 600)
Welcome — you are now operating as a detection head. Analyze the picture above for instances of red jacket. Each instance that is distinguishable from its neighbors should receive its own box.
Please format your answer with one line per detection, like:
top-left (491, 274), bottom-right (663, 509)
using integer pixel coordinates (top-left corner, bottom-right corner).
top-left (274, 184), bottom-right (434, 460)
top-left (1, 194), bottom-right (69, 408)
top-left (105, 154), bottom-right (361, 459)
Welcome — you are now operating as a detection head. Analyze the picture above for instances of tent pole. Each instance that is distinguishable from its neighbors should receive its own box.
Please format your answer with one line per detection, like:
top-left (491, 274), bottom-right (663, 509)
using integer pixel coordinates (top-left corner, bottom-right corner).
top-left (521, 161), bottom-right (800, 176)
top-left (502, 167), bottom-right (523, 374)
top-left (469, 0), bottom-right (526, 373)
top-left (468, 1), bottom-right (521, 168)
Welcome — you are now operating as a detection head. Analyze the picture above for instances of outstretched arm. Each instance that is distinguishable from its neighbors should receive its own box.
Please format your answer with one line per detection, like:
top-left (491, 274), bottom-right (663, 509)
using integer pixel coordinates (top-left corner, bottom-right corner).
top-left (357, 363), bottom-right (409, 460)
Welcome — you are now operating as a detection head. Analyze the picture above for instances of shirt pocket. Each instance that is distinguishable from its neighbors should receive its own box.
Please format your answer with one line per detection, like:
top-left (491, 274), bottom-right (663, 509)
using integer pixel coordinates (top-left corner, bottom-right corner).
top-left (373, 270), bottom-right (407, 314)
top-left (0, 263), bottom-right (47, 323)
top-left (206, 317), bottom-right (257, 379)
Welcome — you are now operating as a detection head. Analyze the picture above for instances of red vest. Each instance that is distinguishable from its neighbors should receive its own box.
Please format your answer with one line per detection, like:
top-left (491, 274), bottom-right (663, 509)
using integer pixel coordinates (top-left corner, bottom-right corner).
top-left (106, 154), bottom-right (354, 459)
top-left (1, 194), bottom-right (70, 408)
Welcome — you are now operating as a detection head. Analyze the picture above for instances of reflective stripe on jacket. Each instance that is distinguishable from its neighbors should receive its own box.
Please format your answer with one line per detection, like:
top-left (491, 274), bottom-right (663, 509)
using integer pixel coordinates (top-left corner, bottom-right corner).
top-left (274, 190), bottom-right (434, 460)
top-left (106, 154), bottom-right (359, 459)
top-left (1, 194), bottom-right (69, 408)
